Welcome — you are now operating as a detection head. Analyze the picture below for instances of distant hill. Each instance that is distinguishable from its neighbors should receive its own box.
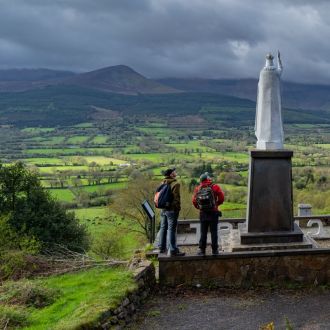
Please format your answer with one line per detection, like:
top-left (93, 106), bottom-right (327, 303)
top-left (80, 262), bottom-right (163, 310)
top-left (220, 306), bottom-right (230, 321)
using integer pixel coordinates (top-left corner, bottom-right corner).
top-left (0, 65), bottom-right (180, 95)
top-left (157, 78), bottom-right (330, 111)
top-left (62, 65), bottom-right (180, 94)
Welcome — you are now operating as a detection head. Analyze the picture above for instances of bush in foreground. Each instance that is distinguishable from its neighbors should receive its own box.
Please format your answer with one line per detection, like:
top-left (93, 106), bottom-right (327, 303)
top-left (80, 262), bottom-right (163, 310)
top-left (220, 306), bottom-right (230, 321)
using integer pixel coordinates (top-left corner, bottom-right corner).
top-left (0, 162), bottom-right (89, 251)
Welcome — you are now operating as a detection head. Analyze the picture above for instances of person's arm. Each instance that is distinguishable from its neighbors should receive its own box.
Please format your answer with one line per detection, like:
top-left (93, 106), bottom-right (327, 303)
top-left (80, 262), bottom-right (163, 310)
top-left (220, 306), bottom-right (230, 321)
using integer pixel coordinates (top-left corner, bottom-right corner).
top-left (171, 182), bottom-right (181, 211)
top-left (277, 50), bottom-right (283, 75)
top-left (214, 184), bottom-right (225, 206)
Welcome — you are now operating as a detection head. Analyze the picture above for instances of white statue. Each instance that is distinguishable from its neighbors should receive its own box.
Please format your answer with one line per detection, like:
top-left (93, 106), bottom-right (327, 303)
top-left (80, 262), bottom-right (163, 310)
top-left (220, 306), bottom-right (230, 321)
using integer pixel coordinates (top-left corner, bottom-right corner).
top-left (255, 52), bottom-right (284, 150)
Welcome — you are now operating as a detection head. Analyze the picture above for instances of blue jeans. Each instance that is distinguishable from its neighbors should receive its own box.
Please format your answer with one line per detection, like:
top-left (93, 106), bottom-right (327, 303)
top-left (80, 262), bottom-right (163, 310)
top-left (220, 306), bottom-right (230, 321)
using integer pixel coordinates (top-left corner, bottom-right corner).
top-left (158, 210), bottom-right (179, 252)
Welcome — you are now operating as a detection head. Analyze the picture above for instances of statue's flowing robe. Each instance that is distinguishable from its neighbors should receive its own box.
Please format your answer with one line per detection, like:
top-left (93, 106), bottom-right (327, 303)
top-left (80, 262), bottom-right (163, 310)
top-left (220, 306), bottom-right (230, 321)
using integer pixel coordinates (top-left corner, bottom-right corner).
top-left (255, 65), bottom-right (284, 149)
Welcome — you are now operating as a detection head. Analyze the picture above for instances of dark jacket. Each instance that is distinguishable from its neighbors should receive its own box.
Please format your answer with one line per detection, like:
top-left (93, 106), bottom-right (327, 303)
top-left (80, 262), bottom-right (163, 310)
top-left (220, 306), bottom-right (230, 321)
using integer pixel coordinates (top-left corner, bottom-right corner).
top-left (163, 177), bottom-right (181, 212)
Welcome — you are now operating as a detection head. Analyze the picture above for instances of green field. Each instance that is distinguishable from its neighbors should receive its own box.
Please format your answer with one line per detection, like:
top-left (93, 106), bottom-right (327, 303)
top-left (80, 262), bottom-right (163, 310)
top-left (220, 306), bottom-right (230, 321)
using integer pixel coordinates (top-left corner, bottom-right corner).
top-left (82, 156), bottom-right (125, 165)
top-left (24, 158), bottom-right (65, 165)
top-left (166, 142), bottom-right (213, 152)
top-left (48, 189), bottom-right (76, 202)
top-left (22, 127), bottom-right (56, 133)
top-left (37, 165), bottom-right (89, 174)
top-left (81, 182), bottom-right (126, 193)
top-left (22, 267), bottom-right (135, 329)
top-left (90, 135), bottom-right (108, 144)
top-left (66, 136), bottom-right (90, 144)
top-left (221, 202), bottom-right (246, 210)
top-left (126, 152), bottom-right (198, 163)
top-left (214, 151), bottom-right (249, 162)
top-left (136, 126), bottom-right (177, 136)
top-left (26, 147), bottom-right (114, 155)
top-left (74, 206), bottom-right (108, 220)
top-left (315, 144), bottom-right (330, 149)
top-left (74, 207), bottom-right (113, 238)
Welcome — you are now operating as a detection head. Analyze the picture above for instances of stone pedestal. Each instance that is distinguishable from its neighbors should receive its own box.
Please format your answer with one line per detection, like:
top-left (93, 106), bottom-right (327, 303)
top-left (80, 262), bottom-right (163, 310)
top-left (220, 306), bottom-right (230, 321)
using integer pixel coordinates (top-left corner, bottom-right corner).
top-left (241, 150), bottom-right (304, 245)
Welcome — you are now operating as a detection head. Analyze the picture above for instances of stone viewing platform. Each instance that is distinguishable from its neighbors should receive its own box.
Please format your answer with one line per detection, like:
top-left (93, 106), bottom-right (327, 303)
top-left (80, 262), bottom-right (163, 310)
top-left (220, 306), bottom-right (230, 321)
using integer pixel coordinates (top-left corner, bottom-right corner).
top-left (155, 215), bottom-right (330, 252)
top-left (155, 215), bottom-right (330, 287)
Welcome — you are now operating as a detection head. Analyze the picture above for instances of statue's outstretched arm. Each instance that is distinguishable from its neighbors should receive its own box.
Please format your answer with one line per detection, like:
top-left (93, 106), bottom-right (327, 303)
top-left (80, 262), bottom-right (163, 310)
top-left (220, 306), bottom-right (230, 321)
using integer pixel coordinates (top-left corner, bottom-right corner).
top-left (277, 50), bottom-right (283, 74)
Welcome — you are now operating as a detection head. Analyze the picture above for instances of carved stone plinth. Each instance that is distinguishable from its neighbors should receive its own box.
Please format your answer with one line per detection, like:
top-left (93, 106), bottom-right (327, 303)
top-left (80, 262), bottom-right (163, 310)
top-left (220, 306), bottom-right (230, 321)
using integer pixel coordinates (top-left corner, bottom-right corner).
top-left (241, 150), bottom-right (304, 244)
top-left (240, 223), bottom-right (304, 245)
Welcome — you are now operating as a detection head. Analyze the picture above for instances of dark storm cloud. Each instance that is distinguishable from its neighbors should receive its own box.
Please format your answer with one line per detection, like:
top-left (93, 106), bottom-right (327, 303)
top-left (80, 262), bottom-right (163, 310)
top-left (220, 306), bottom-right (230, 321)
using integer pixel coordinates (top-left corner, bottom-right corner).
top-left (1, 0), bottom-right (330, 83)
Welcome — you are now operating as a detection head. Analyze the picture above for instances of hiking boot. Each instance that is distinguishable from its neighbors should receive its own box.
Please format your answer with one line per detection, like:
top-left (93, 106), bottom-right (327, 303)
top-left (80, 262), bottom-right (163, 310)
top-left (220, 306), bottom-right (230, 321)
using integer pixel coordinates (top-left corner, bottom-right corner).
top-left (212, 249), bottom-right (219, 256)
top-left (197, 249), bottom-right (206, 256)
top-left (168, 250), bottom-right (185, 257)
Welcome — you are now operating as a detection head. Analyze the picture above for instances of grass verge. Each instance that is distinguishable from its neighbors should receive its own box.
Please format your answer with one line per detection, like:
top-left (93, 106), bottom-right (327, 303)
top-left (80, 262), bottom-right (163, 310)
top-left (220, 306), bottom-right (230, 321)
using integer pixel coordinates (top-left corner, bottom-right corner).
top-left (0, 267), bottom-right (136, 330)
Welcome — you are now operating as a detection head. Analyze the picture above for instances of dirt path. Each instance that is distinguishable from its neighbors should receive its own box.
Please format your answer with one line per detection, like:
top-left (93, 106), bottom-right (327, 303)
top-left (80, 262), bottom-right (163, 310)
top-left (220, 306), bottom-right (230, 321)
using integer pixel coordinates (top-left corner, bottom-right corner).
top-left (129, 288), bottom-right (330, 330)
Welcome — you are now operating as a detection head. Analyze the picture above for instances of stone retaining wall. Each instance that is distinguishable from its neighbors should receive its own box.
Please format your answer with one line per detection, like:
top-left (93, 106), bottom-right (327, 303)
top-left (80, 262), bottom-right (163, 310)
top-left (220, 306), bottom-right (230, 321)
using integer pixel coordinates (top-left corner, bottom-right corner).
top-left (159, 249), bottom-right (330, 287)
top-left (97, 260), bottom-right (156, 329)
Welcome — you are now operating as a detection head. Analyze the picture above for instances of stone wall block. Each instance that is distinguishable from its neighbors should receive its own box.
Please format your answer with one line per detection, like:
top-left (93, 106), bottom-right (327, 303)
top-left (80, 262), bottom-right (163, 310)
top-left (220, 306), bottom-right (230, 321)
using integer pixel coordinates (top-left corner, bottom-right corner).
top-left (209, 261), bottom-right (226, 278)
top-left (118, 310), bottom-right (128, 320)
top-left (128, 303), bottom-right (136, 313)
top-left (122, 297), bottom-right (130, 307)
top-left (307, 256), bottom-right (327, 270)
top-left (113, 306), bottom-right (122, 315)
top-left (159, 251), bottom-right (330, 287)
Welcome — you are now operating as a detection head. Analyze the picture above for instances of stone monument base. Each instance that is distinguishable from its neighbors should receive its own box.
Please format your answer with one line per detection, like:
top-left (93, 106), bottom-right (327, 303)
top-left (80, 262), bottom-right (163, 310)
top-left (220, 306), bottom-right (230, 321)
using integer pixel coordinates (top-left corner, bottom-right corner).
top-left (233, 233), bottom-right (314, 252)
top-left (241, 150), bottom-right (304, 246)
top-left (245, 150), bottom-right (294, 233)
top-left (240, 223), bottom-right (304, 245)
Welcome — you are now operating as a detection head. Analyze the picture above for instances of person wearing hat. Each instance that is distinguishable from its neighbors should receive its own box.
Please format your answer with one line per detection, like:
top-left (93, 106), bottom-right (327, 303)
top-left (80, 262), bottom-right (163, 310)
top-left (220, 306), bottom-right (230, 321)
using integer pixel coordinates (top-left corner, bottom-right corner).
top-left (158, 168), bottom-right (185, 256)
top-left (192, 172), bottom-right (225, 255)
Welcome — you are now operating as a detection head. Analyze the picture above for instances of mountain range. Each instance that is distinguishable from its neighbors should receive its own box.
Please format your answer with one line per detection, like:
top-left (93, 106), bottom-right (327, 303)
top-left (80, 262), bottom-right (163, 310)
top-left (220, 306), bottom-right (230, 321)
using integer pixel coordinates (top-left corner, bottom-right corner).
top-left (0, 65), bottom-right (329, 127)
top-left (1, 65), bottom-right (330, 111)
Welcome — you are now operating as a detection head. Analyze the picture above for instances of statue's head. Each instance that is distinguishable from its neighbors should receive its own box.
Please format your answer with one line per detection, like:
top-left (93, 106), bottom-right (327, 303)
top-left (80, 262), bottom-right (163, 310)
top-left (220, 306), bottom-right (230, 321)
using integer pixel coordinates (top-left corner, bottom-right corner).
top-left (266, 53), bottom-right (274, 60)
top-left (265, 53), bottom-right (274, 68)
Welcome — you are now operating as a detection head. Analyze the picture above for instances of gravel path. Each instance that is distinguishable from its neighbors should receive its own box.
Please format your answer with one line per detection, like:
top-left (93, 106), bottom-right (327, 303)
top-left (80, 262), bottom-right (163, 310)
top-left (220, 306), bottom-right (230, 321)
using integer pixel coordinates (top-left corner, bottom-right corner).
top-left (129, 288), bottom-right (330, 330)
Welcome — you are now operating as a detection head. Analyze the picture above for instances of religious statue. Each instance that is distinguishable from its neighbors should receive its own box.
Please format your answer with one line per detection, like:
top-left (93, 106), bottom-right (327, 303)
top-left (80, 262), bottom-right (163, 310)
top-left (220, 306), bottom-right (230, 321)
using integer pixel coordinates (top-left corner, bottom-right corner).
top-left (255, 52), bottom-right (284, 149)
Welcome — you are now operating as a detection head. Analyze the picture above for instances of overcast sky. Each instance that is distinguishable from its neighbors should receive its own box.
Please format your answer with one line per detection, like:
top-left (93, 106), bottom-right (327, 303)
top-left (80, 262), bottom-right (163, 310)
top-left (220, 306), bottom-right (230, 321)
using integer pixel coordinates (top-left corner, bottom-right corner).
top-left (1, 0), bottom-right (330, 83)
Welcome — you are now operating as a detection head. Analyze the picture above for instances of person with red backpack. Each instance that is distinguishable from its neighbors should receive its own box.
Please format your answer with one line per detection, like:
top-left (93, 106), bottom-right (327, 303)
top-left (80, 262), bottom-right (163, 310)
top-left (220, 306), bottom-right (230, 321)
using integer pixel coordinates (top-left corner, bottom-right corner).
top-left (192, 172), bottom-right (225, 256)
top-left (155, 168), bottom-right (185, 257)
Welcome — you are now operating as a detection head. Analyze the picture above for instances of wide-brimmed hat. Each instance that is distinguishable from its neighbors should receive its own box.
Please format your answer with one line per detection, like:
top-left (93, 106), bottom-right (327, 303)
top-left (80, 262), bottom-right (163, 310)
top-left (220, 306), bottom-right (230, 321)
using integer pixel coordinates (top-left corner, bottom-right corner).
top-left (164, 168), bottom-right (176, 176)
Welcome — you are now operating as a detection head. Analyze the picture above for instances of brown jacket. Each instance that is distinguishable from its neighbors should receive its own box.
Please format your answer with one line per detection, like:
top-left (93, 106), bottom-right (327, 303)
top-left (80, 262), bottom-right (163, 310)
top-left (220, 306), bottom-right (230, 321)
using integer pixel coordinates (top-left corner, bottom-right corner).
top-left (163, 177), bottom-right (181, 212)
